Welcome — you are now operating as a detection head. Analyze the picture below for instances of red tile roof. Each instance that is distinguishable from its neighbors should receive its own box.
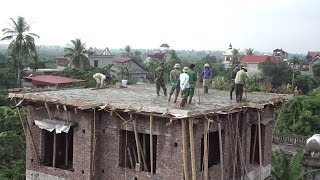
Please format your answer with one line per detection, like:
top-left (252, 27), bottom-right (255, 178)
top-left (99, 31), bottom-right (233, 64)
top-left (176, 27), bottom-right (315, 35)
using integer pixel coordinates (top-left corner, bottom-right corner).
top-left (307, 51), bottom-right (320, 58)
top-left (113, 57), bottom-right (132, 63)
top-left (241, 55), bottom-right (277, 63)
top-left (160, 43), bottom-right (169, 48)
top-left (24, 75), bottom-right (84, 86)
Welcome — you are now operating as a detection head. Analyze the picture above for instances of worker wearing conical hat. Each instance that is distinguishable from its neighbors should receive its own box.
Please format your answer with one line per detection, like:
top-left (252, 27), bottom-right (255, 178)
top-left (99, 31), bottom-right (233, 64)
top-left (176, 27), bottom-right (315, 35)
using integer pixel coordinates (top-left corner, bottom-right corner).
top-left (198, 63), bottom-right (212, 94)
top-left (179, 67), bottom-right (190, 108)
top-left (235, 65), bottom-right (248, 102)
top-left (168, 63), bottom-right (182, 103)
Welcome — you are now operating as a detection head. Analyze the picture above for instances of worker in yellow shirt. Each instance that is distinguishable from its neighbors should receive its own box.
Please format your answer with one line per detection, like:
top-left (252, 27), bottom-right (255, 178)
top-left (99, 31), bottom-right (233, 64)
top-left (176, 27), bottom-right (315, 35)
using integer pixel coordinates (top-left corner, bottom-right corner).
top-left (234, 65), bottom-right (248, 102)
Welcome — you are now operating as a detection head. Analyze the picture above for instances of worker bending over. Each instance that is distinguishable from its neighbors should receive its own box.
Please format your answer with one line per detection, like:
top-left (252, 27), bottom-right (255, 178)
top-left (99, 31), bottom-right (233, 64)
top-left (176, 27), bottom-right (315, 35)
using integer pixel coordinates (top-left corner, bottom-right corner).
top-left (93, 73), bottom-right (106, 88)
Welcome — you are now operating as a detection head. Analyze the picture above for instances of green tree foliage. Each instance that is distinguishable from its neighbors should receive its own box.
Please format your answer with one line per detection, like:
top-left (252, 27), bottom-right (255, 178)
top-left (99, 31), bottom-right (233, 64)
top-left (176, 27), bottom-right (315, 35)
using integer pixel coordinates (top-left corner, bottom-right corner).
top-left (0, 106), bottom-right (25, 179)
top-left (244, 48), bottom-right (255, 55)
top-left (0, 68), bottom-right (17, 89)
top-left (312, 63), bottom-right (320, 80)
top-left (277, 89), bottom-right (320, 135)
top-left (1, 16), bottom-right (39, 84)
top-left (28, 54), bottom-right (46, 71)
top-left (55, 66), bottom-right (115, 87)
top-left (272, 148), bottom-right (304, 180)
top-left (201, 54), bottom-right (217, 64)
top-left (259, 60), bottom-right (293, 88)
top-left (294, 74), bottom-right (317, 94)
top-left (64, 39), bottom-right (89, 69)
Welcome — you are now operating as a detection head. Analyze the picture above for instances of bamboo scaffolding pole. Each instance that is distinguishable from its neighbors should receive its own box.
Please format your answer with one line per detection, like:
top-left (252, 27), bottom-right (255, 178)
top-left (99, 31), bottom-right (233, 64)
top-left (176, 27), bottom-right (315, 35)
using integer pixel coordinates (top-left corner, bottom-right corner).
top-left (182, 119), bottom-right (190, 180)
top-left (150, 115), bottom-right (154, 174)
top-left (218, 122), bottom-right (224, 180)
top-left (132, 114), bottom-right (142, 168)
top-left (132, 146), bottom-right (138, 166)
top-left (127, 147), bottom-right (134, 169)
top-left (53, 130), bottom-right (56, 168)
top-left (258, 111), bottom-right (263, 180)
top-left (189, 119), bottom-right (196, 180)
top-left (251, 126), bottom-right (258, 164)
top-left (137, 138), bottom-right (149, 172)
top-left (232, 114), bottom-right (239, 180)
top-left (203, 120), bottom-right (209, 180)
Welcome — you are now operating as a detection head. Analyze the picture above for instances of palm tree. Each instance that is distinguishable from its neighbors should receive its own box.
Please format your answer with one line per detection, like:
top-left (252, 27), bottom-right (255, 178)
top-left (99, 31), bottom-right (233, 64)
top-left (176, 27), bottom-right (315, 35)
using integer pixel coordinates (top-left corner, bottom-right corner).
top-left (245, 48), bottom-right (255, 55)
top-left (1, 16), bottom-right (39, 83)
top-left (272, 148), bottom-right (320, 180)
top-left (121, 45), bottom-right (133, 58)
top-left (64, 39), bottom-right (89, 69)
top-left (231, 48), bottom-right (241, 68)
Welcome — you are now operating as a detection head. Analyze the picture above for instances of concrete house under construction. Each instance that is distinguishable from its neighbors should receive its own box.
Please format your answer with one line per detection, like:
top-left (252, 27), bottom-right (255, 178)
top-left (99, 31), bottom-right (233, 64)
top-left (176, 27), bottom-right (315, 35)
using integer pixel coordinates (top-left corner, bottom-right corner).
top-left (10, 85), bottom-right (289, 180)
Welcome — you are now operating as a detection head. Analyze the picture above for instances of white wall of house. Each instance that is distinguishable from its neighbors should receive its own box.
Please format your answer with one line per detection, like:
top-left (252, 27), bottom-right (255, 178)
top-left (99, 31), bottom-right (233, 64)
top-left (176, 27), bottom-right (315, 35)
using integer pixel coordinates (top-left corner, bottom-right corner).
top-left (246, 63), bottom-right (261, 76)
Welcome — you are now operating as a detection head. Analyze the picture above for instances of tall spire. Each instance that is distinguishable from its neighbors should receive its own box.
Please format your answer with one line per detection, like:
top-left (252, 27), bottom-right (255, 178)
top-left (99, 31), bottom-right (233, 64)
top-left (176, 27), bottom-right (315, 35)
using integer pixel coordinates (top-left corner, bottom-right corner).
top-left (229, 43), bottom-right (232, 49)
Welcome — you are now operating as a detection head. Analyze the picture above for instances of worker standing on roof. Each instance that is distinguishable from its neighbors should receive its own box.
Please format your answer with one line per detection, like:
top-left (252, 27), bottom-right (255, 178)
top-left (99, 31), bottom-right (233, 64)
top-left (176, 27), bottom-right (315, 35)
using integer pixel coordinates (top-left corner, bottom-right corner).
top-left (230, 67), bottom-right (240, 100)
top-left (235, 65), bottom-right (248, 102)
top-left (198, 63), bottom-right (212, 94)
top-left (179, 67), bottom-right (190, 108)
top-left (187, 64), bottom-right (197, 104)
top-left (93, 73), bottom-right (106, 88)
top-left (154, 62), bottom-right (167, 96)
top-left (168, 63), bottom-right (181, 103)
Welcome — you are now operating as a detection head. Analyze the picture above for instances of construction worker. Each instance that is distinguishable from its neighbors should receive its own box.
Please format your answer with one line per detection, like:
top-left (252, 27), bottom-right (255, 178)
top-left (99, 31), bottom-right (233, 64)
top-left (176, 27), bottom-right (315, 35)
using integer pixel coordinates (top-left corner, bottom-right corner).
top-left (198, 63), bottom-right (212, 94)
top-left (93, 73), bottom-right (106, 88)
top-left (168, 63), bottom-right (181, 103)
top-left (179, 67), bottom-right (190, 108)
top-left (230, 67), bottom-right (240, 100)
top-left (154, 62), bottom-right (167, 96)
top-left (235, 65), bottom-right (248, 102)
top-left (187, 64), bottom-right (197, 104)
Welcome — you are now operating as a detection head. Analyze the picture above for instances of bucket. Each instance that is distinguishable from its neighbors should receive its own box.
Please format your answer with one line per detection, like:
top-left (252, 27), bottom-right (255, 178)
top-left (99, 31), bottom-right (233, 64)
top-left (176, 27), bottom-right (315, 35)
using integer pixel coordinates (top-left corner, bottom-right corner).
top-left (121, 80), bottom-right (128, 87)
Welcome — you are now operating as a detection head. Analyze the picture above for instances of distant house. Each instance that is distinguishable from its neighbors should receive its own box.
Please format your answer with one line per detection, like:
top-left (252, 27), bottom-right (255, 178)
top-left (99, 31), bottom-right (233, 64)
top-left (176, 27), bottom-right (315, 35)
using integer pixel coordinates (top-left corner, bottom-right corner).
top-left (146, 44), bottom-right (171, 62)
top-left (56, 56), bottom-right (70, 68)
top-left (301, 51), bottom-right (320, 76)
top-left (240, 55), bottom-right (277, 76)
top-left (113, 57), bottom-right (149, 81)
top-left (22, 75), bottom-right (84, 89)
top-left (273, 49), bottom-right (288, 60)
top-left (88, 48), bottom-right (114, 68)
top-left (223, 43), bottom-right (235, 68)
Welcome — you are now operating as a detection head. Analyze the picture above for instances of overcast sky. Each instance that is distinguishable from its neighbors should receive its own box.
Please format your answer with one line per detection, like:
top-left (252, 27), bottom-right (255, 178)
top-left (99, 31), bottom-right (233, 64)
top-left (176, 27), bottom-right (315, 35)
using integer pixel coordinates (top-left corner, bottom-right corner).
top-left (0, 0), bottom-right (319, 53)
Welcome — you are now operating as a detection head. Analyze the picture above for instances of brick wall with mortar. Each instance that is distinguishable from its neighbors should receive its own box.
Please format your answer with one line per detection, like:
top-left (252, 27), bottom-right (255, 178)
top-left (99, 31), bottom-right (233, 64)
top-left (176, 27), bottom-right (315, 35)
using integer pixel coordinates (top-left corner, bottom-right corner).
top-left (25, 103), bottom-right (94, 180)
top-left (23, 102), bottom-right (276, 180)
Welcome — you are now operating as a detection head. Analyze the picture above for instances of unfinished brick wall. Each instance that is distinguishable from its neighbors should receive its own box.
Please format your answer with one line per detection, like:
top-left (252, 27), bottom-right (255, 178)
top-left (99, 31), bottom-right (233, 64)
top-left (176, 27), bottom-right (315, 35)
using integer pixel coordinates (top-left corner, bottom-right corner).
top-left (25, 103), bottom-right (95, 180)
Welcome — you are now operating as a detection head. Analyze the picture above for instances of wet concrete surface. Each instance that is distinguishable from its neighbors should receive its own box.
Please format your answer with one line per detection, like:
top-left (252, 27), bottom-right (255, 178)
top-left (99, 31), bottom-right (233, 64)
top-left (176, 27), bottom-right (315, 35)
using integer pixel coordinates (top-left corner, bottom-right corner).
top-left (18, 84), bottom-right (291, 112)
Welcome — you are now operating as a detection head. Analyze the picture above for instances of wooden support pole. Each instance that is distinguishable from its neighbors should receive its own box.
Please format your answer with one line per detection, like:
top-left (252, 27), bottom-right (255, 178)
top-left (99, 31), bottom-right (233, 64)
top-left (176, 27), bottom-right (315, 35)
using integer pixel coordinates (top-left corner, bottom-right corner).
top-left (232, 114), bottom-right (239, 180)
top-left (16, 105), bottom-right (40, 164)
top-left (150, 115), bottom-right (154, 174)
top-left (65, 134), bottom-right (69, 167)
top-left (258, 111), bottom-right (263, 180)
top-left (218, 122), bottom-right (224, 180)
top-left (143, 134), bottom-right (146, 163)
top-left (203, 120), bottom-right (209, 180)
top-left (133, 115), bottom-right (142, 166)
top-left (53, 130), bottom-right (56, 168)
top-left (127, 147), bottom-right (134, 169)
top-left (251, 125), bottom-right (258, 164)
top-left (132, 146), bottom-right (138, 166)
top-left (137, 138), bottom-right (149, 172)
top-left (182, 119), bottom-right (190, 180)
top-left (189, 119), bottom-right (196, 180)
top-left (45, 102), bottom-right (52, 120)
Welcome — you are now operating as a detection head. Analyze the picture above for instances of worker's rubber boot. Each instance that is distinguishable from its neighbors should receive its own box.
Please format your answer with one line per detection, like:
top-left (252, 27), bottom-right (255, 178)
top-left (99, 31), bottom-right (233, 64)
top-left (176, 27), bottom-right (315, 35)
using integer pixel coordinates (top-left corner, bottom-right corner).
top-left (204, 87), bottom-right (208, 94)
top-left (188, 99), bottom-right (192, 104)
top-left (157, 91), bottom-right (160, 96)
top-left (164, 89), bottom-right (167, 97)
top-left (179, 99), bottom-right (186, 108)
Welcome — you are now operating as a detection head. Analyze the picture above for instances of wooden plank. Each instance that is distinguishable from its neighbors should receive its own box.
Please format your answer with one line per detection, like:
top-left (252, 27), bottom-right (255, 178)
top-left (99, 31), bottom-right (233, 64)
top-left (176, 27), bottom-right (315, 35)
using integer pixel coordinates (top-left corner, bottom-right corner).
top-left (182, 119), bottom-right (190, 180)
top-left (189, 119), bottom-right (196, 180)
top-left (258, 111), bottom-right (263, 180)
top-left (218, 122), bottom-right (224, 180)
top-left (150, 115), bottom-right (154, 174)
top-left (204, 120), bottom-right (209, 180)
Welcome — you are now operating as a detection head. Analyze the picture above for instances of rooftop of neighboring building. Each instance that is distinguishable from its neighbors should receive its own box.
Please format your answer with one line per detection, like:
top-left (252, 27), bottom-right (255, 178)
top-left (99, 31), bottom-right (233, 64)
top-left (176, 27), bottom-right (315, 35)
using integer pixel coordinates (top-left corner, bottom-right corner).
top-left (23, 75), bottom-right (84, 86)
top-left (9, 84), bottom-right (290, 118)
top-left (241, 55), bottom-right (277, 63)
top-left (307, 51), bottom-right (320, 58)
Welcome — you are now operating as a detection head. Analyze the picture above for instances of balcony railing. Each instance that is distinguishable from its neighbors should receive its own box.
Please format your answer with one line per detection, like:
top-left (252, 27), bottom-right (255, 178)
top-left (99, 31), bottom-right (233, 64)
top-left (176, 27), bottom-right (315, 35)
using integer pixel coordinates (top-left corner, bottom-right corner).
top-left (273, 133), bottom-right (308, 147)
